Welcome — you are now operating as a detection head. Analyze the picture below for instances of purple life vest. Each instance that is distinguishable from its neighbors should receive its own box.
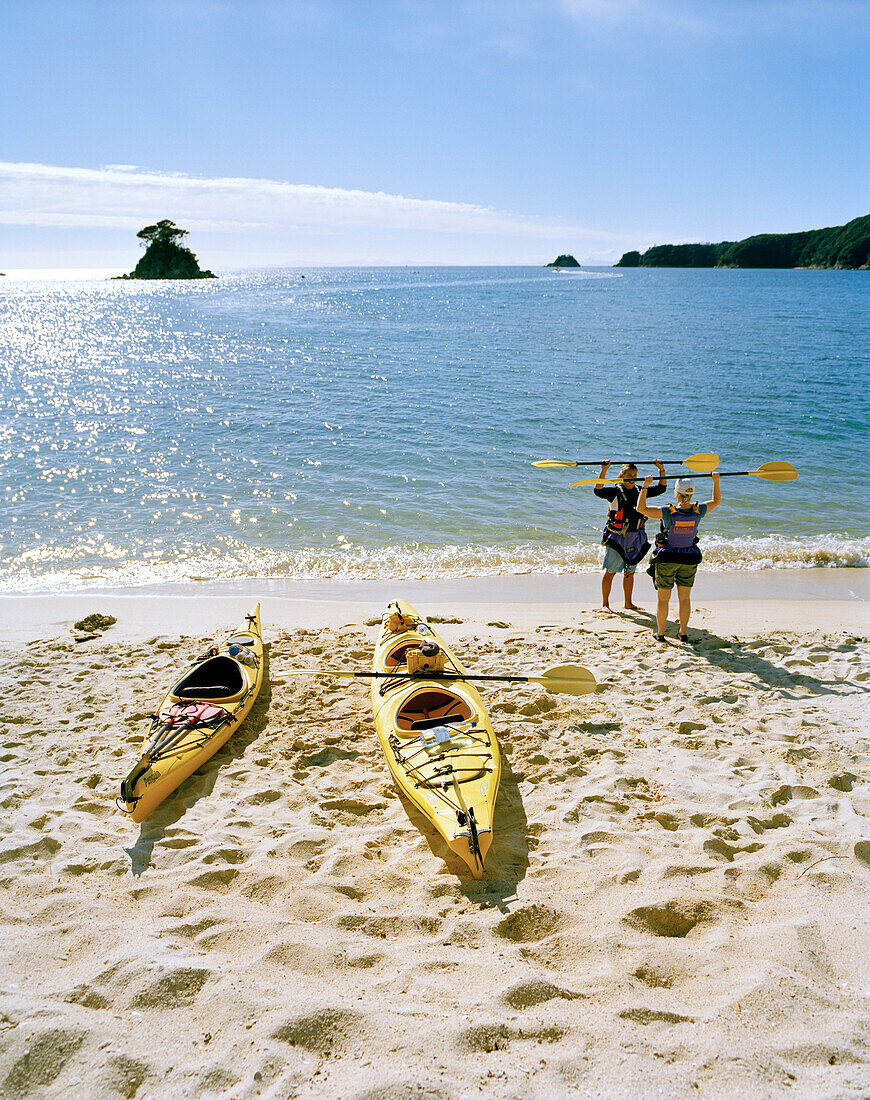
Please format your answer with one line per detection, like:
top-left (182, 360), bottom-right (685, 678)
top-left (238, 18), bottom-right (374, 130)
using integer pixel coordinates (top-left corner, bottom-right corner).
top-left (661, 505), bottom-right (701, 551)
top-left (603, 526), bottom-right (650, 565)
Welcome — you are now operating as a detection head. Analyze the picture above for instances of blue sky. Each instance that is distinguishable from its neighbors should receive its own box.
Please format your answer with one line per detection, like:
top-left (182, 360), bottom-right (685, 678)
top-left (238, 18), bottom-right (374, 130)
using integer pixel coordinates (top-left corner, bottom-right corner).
top-left (2, 0), bottom-right (868, 268)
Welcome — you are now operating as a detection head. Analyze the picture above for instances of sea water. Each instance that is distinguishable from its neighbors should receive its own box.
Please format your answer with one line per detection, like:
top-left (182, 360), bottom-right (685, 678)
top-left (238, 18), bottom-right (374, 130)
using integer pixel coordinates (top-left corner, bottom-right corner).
top-left (0, 266), bottom-right (867, 593)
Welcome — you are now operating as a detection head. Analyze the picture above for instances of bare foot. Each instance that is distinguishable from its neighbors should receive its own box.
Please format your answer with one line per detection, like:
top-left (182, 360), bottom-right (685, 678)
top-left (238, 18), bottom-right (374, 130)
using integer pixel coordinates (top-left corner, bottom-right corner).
top-left (596, 605), bottom-right (615, 615)
top-left (623, 602), bottom-right (642, 611)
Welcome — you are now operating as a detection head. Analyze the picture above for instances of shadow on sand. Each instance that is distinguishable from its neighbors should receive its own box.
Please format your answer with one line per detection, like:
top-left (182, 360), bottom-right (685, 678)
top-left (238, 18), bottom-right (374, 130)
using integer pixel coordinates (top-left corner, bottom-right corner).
top-left (125, 644), bottom-right (273, 876)
top-left (619, 609), bottom-right (867, 699)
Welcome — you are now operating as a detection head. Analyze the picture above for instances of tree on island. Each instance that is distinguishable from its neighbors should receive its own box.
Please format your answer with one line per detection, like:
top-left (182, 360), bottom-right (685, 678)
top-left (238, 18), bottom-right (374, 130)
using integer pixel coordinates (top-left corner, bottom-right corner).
top-left (117, 219), bottom-right (216, 279)
top-left (546, 254), bottom-right (581, 268)
top-left (137, 219), bottom-right (188, 248)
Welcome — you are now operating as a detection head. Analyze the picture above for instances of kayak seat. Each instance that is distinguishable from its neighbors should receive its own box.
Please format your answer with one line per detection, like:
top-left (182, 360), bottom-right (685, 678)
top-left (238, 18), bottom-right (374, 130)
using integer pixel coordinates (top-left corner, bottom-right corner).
top-left (174, 656), bottom-right (246, 700)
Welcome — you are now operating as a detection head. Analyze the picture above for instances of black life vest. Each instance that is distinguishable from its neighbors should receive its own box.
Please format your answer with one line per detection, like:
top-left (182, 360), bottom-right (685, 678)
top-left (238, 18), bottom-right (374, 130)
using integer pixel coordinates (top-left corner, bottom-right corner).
top-left (604, 487), bottom-right (647, 535)
top-left (601, 487), bottom-right (651, 564)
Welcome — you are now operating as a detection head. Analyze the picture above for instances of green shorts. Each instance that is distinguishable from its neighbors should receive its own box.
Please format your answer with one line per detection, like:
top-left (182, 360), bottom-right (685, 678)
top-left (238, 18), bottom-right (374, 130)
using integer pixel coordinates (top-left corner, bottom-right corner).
top-left (654, 560), bottom-right (699, 590)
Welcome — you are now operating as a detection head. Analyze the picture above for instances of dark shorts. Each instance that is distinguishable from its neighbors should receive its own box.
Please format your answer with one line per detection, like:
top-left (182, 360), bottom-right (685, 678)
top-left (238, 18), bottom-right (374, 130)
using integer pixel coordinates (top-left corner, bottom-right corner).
top-left (654, 560), bottom-right (698, 590)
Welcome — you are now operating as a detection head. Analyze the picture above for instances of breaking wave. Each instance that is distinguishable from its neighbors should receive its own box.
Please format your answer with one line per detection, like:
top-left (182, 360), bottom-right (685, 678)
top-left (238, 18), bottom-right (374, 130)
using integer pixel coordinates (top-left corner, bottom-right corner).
top-left (0, 533), bottom-right (866, 593)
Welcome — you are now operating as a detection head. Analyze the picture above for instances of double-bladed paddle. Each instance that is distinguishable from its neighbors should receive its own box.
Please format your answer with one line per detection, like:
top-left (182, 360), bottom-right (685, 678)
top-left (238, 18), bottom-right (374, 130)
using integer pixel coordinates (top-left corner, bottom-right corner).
top-left (569, 461), bottom-right (798, 487)
top-left (533, 452), bottom-right (719, 472)
top-left (284, 663), bottom-right (597, 696)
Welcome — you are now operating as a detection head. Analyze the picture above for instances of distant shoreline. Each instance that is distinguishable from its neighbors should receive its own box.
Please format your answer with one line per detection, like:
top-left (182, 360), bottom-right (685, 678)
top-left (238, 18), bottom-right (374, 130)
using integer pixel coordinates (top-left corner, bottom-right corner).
top-left (615, 213), bottom-right (869, 269)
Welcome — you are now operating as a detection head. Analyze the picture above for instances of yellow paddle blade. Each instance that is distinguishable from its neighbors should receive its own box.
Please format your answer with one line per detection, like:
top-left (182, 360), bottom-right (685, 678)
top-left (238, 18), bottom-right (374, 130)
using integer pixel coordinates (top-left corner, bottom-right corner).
top-left (683, 452), bottom-right (719, 472)
top-left (532, 459), bottom-right (579, 468)
top-left (569, 477), bottom-right (618, 487)
top-left (530, 664), bottom-right (598, 696)
top-left (750, 461), bottom-right (798, 481)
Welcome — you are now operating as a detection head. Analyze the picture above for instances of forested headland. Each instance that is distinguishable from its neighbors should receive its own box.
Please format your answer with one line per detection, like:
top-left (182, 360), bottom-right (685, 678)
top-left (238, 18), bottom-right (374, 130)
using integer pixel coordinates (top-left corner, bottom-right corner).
top-left (615, 214), bottom-right (869, 269)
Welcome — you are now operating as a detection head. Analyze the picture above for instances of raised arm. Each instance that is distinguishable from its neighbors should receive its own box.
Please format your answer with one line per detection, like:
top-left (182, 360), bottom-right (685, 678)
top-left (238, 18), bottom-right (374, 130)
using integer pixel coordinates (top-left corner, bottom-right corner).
top-left (637, 474), bottom-right (664, 519)
top-left (592, 460), bottom-right (614, 500)
top-left (704, 472), bottom-right (722, 513)
top-left (647, 459), bottom-right (668, 497)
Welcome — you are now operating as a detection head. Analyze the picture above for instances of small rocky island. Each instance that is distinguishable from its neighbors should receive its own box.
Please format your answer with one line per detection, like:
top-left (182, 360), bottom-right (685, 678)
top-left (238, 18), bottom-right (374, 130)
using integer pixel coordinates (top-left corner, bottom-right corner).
top-left (546, 254), bottom-right (581, 268)
top-left (116, 220), bottom-right (216, 280)
top-left (615, 214), bottom-right (869, 269)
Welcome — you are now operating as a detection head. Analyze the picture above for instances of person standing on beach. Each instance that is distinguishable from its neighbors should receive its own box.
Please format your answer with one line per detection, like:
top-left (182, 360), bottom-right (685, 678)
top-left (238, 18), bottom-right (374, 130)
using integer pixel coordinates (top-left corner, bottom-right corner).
top-left (637, 472), bottom-right (721, 641)
top-left (595, 460), bottom-right (667, 612)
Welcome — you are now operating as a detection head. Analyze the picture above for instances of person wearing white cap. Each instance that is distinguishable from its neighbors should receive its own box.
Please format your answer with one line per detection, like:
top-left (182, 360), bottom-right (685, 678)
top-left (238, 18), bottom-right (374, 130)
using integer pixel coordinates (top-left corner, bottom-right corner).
top-left (636, 471), bottom-right (721, 642)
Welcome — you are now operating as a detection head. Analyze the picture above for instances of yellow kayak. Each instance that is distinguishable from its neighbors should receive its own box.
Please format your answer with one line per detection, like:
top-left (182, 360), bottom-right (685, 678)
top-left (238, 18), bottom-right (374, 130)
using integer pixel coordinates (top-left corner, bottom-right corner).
top-left (371, 599), bottom-right (501, 879)
top-left (118, 604), bottom-right (264, 823)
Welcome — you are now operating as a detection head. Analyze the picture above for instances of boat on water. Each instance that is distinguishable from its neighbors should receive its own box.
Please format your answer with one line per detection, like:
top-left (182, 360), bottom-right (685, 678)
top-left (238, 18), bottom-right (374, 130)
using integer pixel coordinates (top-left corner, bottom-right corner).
top-left (117, 605), bottom-right (264, 822)
top-left (371, 599), bottom-right (501, 878)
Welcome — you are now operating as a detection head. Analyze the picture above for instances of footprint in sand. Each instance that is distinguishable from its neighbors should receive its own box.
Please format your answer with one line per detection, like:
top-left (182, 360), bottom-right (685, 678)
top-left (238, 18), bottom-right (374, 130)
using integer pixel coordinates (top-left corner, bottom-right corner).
top-left (337, 913), bottom-right (442, 938)
top-left (624, 896), bottom-right (741, 938)
top-left (703, 837), bottom-right (764, 862)
top-left (189, 867), bottom-right (239, 889)
top-left (457, 1021), bottom-right (567, 1053)
top-left (262, 940), bottom-right (339, 973)
top-left (746, 813), bottom-right (791, 833)
top-left (503, 978), bottom-right (581, 1009)
top-left (619, 1006), bottom-right (695, 1024)
top-left (3, 1028), bottom-right (86, 1094)
top-left (631, 952), bottom-right (692, 988)
top-left (64, 984), bottom-right (111, 1010)
top-left (272, 1007), bottom-right (364, 1054)
top-left (321, 797), bottom-right (388, 816)
top-left (495, 903), bottom-right (563, 943)
top-left (129, 965), bottom-right (210, 1008)
top-left (100, 1055), bottom-right (151, 1098)
top-left (769, 784), bottom-right (820, 806)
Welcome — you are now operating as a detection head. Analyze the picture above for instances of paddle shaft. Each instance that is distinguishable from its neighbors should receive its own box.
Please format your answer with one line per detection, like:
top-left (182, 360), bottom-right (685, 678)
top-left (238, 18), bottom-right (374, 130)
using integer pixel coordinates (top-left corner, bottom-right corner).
top-left (559, 459), bottom-right (700, 466)
top-left (290, 669), bottom-right (582, 687)
top-left (651, 470), bottom-right (767, 480)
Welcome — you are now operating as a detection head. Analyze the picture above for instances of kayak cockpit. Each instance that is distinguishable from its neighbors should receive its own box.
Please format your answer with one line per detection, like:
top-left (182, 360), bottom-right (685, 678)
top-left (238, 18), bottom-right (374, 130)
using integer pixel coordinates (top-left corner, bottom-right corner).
top-left (384, 642), bottom-right (423, 667)
top-left (394, 689), bottom-right (473, 733)
top-left (171, 656), bottom-right (246, 701)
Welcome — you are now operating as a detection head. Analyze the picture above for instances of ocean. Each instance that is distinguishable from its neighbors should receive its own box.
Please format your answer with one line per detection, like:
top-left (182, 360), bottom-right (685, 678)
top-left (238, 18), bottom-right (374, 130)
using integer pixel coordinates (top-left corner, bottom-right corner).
top-left (0, 265), bottom-right (867, 593)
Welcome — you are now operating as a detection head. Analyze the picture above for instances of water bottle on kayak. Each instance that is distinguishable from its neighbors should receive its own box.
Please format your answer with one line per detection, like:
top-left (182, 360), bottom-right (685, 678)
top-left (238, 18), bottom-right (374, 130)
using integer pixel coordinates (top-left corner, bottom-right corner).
top-left (228, 642), bottom-right (257, 667)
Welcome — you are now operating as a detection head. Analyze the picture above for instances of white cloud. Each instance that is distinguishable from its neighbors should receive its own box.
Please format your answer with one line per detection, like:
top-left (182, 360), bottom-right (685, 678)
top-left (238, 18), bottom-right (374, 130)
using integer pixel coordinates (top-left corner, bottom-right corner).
top-left (0, 160), bottom-right (615, 242)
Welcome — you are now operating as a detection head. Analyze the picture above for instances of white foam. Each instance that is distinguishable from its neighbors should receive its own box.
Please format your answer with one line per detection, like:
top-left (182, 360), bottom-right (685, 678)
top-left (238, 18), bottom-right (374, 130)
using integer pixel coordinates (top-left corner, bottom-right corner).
top-left (0, 533), bottom-right (866, 593)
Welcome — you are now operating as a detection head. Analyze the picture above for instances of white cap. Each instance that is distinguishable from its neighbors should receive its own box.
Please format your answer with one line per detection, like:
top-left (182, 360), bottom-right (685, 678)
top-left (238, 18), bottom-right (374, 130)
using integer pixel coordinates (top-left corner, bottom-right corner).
top-left (674, 478), bottom-right (695, 495)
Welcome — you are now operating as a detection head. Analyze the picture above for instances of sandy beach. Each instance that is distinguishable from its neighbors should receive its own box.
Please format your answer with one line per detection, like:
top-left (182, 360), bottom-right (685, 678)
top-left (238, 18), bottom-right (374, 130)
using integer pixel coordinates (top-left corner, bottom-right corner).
top-left (0, 571), bottom-right (868, 1098)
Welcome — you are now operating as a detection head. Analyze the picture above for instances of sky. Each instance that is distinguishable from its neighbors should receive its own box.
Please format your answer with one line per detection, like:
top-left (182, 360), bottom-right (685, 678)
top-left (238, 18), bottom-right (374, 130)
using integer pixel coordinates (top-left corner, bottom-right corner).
top-left (1, 0), bottom-right (868, 269)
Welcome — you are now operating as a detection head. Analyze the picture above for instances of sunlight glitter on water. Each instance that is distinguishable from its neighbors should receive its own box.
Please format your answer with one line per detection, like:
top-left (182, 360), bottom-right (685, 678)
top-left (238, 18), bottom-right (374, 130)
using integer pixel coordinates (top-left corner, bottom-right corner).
top-left (1, 267), bottom-right (867, 592)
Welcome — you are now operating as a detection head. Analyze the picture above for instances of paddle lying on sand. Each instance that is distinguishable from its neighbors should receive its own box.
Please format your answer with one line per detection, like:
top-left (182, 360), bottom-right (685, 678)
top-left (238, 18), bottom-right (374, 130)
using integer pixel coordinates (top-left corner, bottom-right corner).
top-left (285, 663), bottom-right (598, 696)
top-left (533, 452), bottom-right (719, 471)
top-left (569, 461), bottom-right (798, 487)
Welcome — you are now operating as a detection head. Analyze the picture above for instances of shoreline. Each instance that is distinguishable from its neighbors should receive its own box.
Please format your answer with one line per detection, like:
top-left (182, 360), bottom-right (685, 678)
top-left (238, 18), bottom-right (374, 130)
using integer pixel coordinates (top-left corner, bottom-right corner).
top-left (0, 568), bottom-right (866, 644)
